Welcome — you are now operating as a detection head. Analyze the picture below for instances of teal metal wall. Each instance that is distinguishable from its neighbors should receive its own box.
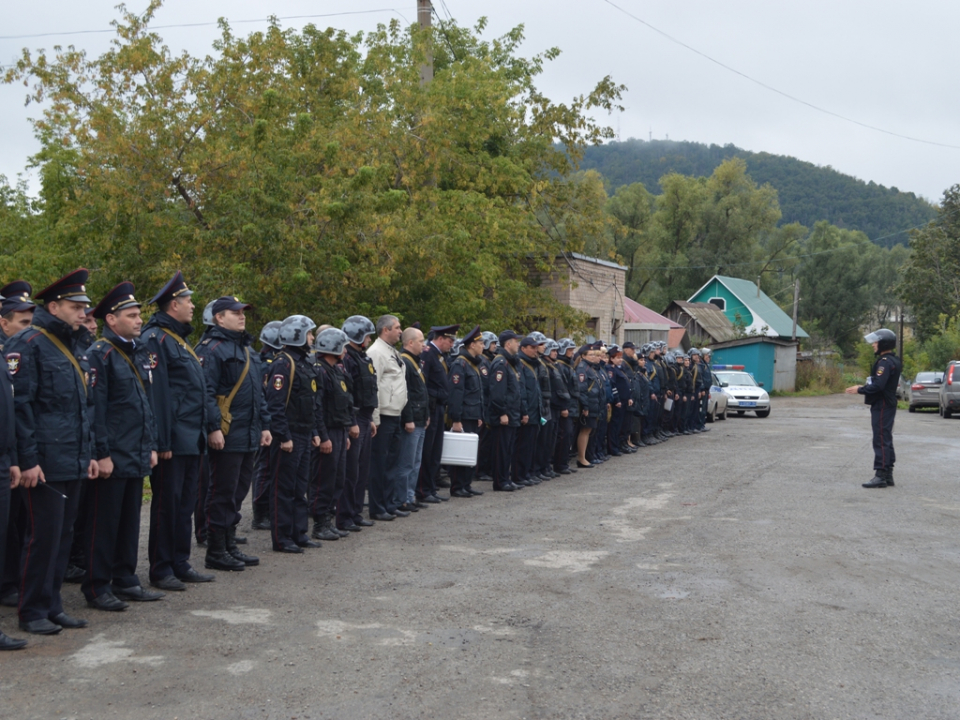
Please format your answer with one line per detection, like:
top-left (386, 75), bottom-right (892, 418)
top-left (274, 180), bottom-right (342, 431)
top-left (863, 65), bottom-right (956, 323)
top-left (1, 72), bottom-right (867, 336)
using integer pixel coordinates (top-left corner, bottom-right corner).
top-left (712, 341), bottom-right (775, 389)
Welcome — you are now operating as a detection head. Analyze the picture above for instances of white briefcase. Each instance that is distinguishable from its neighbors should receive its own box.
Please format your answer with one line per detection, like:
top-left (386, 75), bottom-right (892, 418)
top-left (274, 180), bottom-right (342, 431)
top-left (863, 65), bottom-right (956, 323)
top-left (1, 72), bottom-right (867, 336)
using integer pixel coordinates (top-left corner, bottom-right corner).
top-left (663, 398), bottom-right (674, 412)
top-left (440, 431), bottom-right (479, 467)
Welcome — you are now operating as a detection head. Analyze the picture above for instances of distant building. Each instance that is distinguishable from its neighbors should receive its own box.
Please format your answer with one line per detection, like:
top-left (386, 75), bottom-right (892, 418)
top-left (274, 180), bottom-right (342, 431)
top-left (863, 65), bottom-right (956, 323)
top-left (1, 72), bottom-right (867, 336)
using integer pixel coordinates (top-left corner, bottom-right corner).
top-left (538, 253), bottom-right (626, 343)
top-left (688, 275), bottom-right (808, 340)
top-left (663, 300), bottom-right (738, 348)
top-left (623, 297), bottom-right (685, 348)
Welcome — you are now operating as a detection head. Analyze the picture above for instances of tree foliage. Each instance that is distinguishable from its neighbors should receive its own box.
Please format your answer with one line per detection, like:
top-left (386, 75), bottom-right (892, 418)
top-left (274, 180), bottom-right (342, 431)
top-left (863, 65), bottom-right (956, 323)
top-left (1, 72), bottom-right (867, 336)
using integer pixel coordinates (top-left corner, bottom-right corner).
top-left (2, 1), bottom-right (623, 332)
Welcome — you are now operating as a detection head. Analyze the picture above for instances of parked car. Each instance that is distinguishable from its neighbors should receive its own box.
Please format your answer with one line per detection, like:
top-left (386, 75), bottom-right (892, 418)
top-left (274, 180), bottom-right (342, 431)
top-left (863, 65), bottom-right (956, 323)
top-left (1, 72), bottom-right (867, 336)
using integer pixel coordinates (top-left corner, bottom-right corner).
top-left (907, 371), bottom-right (943, 412)
top-left (714, 370), bottom-right (771, 418)
top-left (938, 361), bottom-right (960, 418)
top-left (707, 372), bottom-right (728, 422)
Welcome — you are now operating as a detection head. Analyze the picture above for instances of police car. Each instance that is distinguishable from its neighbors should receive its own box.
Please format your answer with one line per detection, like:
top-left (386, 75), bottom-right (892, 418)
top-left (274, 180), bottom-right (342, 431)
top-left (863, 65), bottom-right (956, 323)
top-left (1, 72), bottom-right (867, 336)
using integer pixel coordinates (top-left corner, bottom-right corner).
top-left (707, 373), bottom-right (728, 422)
top-left (713, 366), bottom-right (771, 418)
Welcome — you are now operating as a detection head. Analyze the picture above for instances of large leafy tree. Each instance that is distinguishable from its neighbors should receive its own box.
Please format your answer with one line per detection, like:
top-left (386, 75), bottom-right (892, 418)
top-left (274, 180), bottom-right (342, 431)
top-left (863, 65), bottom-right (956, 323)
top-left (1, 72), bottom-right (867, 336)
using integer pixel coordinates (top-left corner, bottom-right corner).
top-left (3, 2), bottom-right (623, 332)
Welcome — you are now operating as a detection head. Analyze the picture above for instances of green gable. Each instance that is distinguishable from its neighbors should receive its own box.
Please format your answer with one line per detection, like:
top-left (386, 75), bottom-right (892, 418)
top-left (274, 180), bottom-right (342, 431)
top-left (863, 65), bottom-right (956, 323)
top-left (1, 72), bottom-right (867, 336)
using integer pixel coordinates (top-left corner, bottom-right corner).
top-left (689, 275), bottom-right (808, 339)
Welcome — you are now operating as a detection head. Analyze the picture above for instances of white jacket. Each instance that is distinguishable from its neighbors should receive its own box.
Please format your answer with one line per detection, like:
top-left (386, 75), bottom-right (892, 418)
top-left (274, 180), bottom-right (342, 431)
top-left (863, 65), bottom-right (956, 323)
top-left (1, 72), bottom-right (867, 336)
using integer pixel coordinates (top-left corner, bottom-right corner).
top-left (367, 336), bottom-right (408, 424)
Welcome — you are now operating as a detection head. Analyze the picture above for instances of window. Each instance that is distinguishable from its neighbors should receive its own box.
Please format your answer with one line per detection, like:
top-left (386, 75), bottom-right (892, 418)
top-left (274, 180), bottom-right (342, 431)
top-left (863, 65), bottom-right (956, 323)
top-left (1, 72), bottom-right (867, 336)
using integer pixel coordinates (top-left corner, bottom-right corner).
top-left (708, 297), bottom-right (725, 311)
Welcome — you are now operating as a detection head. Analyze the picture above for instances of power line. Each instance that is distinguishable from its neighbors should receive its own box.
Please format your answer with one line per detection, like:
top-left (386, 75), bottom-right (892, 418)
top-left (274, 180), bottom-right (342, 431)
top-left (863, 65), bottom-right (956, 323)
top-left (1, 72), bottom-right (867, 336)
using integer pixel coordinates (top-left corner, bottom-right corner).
top-left (600, 0), bottom-right (960, 151)
top-left (0, 9), bottom-right (409, 42)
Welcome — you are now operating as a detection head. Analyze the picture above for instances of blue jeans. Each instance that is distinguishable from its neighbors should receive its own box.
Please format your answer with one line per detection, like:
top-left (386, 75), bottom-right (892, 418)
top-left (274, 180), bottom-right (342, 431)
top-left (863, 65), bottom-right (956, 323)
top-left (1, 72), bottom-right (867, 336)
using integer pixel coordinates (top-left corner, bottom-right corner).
top-left (397, 425), bottom-right (426, 505)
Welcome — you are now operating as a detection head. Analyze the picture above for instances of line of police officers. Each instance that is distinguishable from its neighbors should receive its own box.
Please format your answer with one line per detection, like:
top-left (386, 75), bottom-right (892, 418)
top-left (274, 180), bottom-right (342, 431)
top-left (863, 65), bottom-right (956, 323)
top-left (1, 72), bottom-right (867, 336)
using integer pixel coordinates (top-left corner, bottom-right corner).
top-left (0, 268), bottom-right (714, 650)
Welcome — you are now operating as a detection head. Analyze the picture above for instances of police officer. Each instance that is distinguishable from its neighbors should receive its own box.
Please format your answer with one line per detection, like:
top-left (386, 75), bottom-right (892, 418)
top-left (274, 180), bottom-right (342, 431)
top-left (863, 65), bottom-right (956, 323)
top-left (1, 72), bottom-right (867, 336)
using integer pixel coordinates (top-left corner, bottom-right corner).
top-left (447, 325), bottom-right (486, 498)
top-left (543, 340), bottom-right (571, 473)
top-left (192, 299), bottom-right (219, 546)
top-left (846, 329), bottom-right (902, 489)
top-left (554, 338), bottom-right (580, 473)
top-left (576, 343), bottom-right (603, 468)
top-left (339, 316), bottom-right (379, 532)
top-left (530, 333), bottom-right (556, 480)
top-left (311, 328), bottom-right (356, 536)
top-left (251, 320), bottom-right (283, 530)
top-left (0, 281), bottom-right (35, 611)
top-left (487, 331), bottom-right (523, 492)
top-left (0, 289), bottom-right (27, 649)
top-left (475, 331), bottom-right (499, 481)
top-left (608, 346), bottom-right (633, 455)
top-left (141, 271), bottom-right (214, 590)
top-left (5, 268), bottom-right (97, 634)
top-left (418, 324), bottom-right (459, 500)
top-left (398, 326), bottom-right (430, 513)
top-left (642, 344), bottom-right (662, 445)
top-left (265, 315), bottom-right (321, 552)
top-left (83, 282), bottom-right (164, 610)
top-left (515, 336), bottom-right (542, 486)
top-left (197, 296), bottom-right (270, 572)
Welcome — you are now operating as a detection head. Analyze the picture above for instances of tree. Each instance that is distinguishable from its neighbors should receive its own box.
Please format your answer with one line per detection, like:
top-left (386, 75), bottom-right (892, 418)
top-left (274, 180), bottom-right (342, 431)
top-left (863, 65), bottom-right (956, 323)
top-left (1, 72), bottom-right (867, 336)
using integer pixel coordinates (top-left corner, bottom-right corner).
top-left (2, 2), bottom-right (624, 332)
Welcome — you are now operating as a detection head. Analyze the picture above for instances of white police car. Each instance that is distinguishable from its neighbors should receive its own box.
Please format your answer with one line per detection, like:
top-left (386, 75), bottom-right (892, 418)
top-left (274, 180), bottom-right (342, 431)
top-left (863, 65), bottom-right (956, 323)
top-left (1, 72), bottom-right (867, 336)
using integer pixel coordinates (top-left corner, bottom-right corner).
top-left (707, 373), bottom-right (728, 422)
top-left (713, 367), bottom-right (771, 418)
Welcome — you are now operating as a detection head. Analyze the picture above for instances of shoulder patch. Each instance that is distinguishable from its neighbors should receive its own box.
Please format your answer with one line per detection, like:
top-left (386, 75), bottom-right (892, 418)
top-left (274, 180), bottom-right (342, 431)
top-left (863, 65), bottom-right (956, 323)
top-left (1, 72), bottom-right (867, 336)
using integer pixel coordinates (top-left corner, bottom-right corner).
top-left (273, 374), bottom-right (285, 391)
top-left (6, 353), bottom-right (21, 376)
top-left (88, 367), bottom-right (97, 388)
top-left (452, 374), bottom-right (460, 384)
top-left (579, 372), bottom-right (585, 383)
top-left (148, 352), bottom-right (159, 370)
top-left (480, 366), bottom-right (489, 376)
top-left (876, 366), bottom-right (884, 376)
top-left (495, 370), bottom-right (504, 382)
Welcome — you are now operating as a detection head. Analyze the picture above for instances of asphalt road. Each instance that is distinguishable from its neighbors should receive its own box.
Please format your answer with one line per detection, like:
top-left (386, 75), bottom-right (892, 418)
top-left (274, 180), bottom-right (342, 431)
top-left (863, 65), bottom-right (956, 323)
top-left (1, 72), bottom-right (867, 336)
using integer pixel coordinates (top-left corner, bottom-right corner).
top-left (4, 394), bottom-right (960, 720)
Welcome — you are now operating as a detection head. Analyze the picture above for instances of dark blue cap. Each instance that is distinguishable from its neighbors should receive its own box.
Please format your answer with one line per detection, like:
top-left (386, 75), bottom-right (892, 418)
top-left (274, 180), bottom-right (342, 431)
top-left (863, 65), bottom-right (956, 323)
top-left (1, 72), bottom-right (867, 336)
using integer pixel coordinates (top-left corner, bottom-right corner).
top-left (429, 324), bottom-right (460, 339)
top-left (520, 335), bottom-right (539, 348)
top-left (622, 341), bottom-right (636, 350)
top-left (149, 271), bottom-right (194, 306)
top-left (35, 268), bottom-right (91, 304)
top-left (93, 282), bottom-right (141, 320)
top-left (211, 295), bottom-right (252, 316)
top-left (461, 325), bottom-right (482, 345)
top-left (498, 330), bottom-right (520, 345)
top-left (0, 280), bottom-right (36, 316)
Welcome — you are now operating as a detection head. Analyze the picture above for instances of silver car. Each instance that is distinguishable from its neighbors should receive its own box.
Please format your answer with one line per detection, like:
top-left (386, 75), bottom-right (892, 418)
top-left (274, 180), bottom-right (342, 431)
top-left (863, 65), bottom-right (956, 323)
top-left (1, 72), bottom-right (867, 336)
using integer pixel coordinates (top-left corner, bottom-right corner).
top-left (707, 372), bottom-right (728, 421)
top-left (714, 371), bottom-right (771, 418)
top-left (907, 371), bottom-right (942, 412)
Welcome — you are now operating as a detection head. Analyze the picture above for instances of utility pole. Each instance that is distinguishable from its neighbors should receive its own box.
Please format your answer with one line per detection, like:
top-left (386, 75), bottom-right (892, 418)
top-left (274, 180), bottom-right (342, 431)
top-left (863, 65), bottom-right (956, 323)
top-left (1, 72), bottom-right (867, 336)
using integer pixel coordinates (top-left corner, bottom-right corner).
top-left (791, 279), bottom-right (800, 342)
top-left (899, 306), bottom-right (904, 360)
top-left (418, 0), bottom-right (433, 85)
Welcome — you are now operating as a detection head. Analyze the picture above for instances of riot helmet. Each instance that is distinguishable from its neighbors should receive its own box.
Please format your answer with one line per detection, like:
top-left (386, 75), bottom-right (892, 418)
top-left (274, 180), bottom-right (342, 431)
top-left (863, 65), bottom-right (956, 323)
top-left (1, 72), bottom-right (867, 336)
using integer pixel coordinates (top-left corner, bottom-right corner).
top-left (279, 315), bottom-right (317, 347)
top-left (314, 327), bottom-right (349, 356)
top-left (341, 315), bottom-right (376, 345)
top-left (259, 320), bottom-right (283, 350)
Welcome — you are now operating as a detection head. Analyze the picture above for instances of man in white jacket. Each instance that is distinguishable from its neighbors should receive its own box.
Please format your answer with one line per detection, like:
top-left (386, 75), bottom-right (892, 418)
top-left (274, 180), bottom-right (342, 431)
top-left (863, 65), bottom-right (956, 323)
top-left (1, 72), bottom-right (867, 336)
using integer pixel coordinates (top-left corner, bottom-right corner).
top-left (366, 315), bottom-right (408, 521)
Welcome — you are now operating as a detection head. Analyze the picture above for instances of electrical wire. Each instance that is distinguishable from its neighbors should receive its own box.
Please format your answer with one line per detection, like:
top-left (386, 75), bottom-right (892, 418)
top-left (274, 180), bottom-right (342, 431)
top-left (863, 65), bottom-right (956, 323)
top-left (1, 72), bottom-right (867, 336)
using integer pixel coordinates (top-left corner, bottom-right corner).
top-left (0, 9), bottom-right (408, 41)
top-left (600, 0), bottom-right (960, 151)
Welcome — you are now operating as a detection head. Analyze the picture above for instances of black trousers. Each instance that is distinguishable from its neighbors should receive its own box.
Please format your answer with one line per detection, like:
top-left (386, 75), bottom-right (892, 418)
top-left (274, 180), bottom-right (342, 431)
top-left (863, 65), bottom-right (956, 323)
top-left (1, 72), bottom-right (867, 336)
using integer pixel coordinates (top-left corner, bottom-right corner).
top-left (489, 424), bottom-right (517, 490)
top-left (0, 457), bottom-right (9, 606)
top-left (645, 397), bottom-right (659, 437)
top-left (608, 406), bottom-right (624, 452)
top-left (553, 415), bottom-right (573, 470)
top-left (310, 427), bottom-right (348, 521)
top-left (339, 416), bottom-right (372, 526)
top-left (82, 476), bottom-right (143, 600)
top-left (871, 403), bottom-right (897, 470)
top-left (18, 477), bottom-right (83, 623)
top-left (417, 404), bottom-right (446, 498)
top-left (513, 423), bottom-right (539, 482)
top-left (206, 450), bottom-right (256, 530)
top-left (536, 416), bottom-right (558, 474)
top-left (148, 454), bottom-right (201, 582)
top-left (449, 423), bottom-right (480, 493)
top-left (252, 447), bottom-right (273, 513)
top-left (370, 415), bottom-right (403, 513)
top-left (1, 486), bottom-right (25, 598)
top-left (476, 424), bottom-right (492, 478)
top-left (194, 454), bottom-right (211, 542)
top-left (270, 431), bottom-right (312, 549)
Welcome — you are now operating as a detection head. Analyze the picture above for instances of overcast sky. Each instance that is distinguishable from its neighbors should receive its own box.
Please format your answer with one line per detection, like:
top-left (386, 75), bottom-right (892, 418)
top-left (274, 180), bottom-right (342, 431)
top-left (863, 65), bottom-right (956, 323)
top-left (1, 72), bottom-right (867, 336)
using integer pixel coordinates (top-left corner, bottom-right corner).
top-left (1, 0), bottom-right (957, 204)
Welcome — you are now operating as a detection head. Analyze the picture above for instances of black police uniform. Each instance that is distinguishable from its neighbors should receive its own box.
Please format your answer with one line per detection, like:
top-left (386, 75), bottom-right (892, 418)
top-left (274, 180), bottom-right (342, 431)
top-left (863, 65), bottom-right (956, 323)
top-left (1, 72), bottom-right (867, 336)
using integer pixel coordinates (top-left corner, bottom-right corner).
top-left (534, 354), bottom-right (555, 478)
top-left (476, 348), bottom-right (496, 479)
top-left (311, 357), bottom-right (353, 528)
top-left (516, 354), bottom-right (542, 485)
top-left (417, 338), bottom-right (453, 499)
top-left (6, 291), bottom-right (94, 628)
top-left (447, 351), bottom-right (485, 495)
top-left (252, 345), bottom-right (280, 524)
top-left (487, 349), bottom-right (523, 491)
top-left (141, 305), bottom-right (208, 584)
top-left (265, 347), bottom-right (319, 551)
top-left (545, 357), bottom-right (571, 472)
top-left (859, 352), bottom-right (902, 475)
top-left (554, 355), bottom-right (579, 471)
top-left (197, 326), bottom-right (270, 541)
top-left (609, 362), bottom-right (632, 453)
top-left (339, 344), bottom-right (378, 528)
top-left (400, 348), bottom-right (429, 507)
top-left (83, 324), bottom-right (158, 602)
top-left (577, 359), bottom-right (603, 434)
top-left (0, 355), bottom-right (22, 642)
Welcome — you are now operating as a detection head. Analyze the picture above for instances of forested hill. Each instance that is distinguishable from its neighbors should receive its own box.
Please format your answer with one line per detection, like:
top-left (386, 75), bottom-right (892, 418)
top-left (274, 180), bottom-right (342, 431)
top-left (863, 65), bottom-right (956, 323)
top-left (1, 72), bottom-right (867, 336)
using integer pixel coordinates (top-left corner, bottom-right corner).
top-left (579, 139), bottom-right (937, 247)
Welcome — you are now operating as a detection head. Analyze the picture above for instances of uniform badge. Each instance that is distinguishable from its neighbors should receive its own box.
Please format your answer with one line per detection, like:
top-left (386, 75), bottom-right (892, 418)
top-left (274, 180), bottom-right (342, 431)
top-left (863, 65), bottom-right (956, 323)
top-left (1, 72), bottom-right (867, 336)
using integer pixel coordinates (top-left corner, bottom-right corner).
top-left (311, 379), bottom-right (318, 392)
top-left (579, 373), bottom-right (585, 383)
top-left (340, 380), bottom-right (348, 392)
top-left (876, 367), bottom-right (884, 376)
top-left (480, 366), bottom-right (488, 376)
top-left (202, 339), bottom-right (210, 345)
top-left (368, 363), bottom-right (375, 374)
top-left (89, 368), bottom-right (97, 388)
top-left (6, 353), bottom-right (20, 376)
top-left (273, 374), bottom-right (285, 390)
top-left (452, 374), bottom-right (460, 384)
top-left (198, 356), bottom-right (205, 366)
top-left (495, 370), bottom-right (504, 382)
top-left (148, 352), bottom-right (159, 370)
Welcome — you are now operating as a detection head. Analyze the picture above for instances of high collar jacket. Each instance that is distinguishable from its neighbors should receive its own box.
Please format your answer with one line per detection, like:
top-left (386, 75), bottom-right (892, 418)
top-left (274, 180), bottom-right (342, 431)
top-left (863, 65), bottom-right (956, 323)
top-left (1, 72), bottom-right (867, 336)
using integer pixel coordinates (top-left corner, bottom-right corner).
top-left (487, 350), bottom-right (523, 426)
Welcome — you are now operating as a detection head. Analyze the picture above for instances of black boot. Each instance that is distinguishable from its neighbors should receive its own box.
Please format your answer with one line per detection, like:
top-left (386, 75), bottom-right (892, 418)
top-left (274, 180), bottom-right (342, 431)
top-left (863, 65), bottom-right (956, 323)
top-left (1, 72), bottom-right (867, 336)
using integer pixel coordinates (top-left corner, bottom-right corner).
top-left (312, 515), bottom-right (340, 542)
top-left (251, 505), bottom-right (271, 530)
top-left (226, 525), bottom-right (259, 566)
top-left (205, 527), bottom-right (246, 571)
top-left (862, 470), bottom-right (888, 489)
top-left (884, 468), bottom-right (895, 487)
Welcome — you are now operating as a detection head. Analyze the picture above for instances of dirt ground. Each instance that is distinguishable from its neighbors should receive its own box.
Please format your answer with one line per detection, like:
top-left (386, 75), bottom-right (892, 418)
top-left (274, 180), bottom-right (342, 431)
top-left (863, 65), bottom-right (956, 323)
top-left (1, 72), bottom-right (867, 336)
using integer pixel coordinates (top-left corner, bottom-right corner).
top-left (3, 394), bottom-right (960, 719)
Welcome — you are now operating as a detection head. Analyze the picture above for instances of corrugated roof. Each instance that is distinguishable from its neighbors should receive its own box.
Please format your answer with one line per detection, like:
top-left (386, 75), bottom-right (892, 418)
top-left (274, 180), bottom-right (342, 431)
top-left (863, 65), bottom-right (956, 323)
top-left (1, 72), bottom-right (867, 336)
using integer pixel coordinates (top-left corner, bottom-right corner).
top-left (623, 296), bottom-right (683, 327)
top-left (693, 275), bottom-right (809, 339)
top-left (668, 301), bottom-right (738, 343)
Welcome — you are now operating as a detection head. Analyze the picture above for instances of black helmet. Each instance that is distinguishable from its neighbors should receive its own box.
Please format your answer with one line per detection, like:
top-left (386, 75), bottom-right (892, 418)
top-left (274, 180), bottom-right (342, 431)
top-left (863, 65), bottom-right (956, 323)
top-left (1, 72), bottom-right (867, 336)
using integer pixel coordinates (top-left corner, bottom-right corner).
top-left (864, 328), bottom-right (896, 354)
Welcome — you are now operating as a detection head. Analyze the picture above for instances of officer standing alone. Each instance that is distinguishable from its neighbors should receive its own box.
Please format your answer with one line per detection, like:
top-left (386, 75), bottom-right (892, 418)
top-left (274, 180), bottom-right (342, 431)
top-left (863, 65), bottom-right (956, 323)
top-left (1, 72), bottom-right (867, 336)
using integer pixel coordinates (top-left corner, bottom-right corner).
top-left (846, 328), bottom-right (902, 489)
